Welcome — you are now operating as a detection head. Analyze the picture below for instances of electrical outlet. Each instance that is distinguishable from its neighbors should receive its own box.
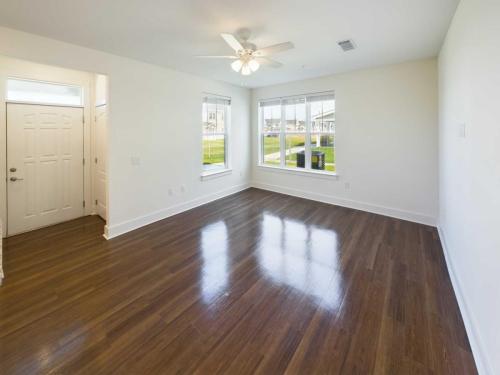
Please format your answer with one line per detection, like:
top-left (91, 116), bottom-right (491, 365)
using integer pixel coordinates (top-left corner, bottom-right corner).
top-left (168, 188), bottom-right (173, 196)
top-left (345, 182), bottom-right (351, 191)
top-left (180, 185), bottom-right (186, 193)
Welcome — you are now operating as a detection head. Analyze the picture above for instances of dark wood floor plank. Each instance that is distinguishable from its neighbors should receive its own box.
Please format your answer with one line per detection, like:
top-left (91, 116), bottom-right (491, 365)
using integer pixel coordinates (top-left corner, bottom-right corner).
top-left (0, 188), bottom-right (476, 374)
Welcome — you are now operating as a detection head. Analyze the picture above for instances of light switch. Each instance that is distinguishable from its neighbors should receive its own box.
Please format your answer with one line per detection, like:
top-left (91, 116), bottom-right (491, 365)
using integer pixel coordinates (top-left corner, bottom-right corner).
top-left (130, 156), bottom-right (141, 166)
top-left (458, 123), bottom-right (466, 138)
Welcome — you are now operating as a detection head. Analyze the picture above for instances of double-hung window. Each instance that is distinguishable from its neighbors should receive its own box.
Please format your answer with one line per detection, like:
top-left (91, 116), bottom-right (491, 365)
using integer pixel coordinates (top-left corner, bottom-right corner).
top-left (259, 92), bottom-right (335, 173)
top-left (202, 94), bottom-right (230, 173)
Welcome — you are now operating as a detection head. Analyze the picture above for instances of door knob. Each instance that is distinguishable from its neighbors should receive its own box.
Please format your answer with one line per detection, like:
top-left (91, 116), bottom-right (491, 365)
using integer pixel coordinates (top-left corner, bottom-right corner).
top-left (9, 167), bottom-right (16, 172)
top-left (10, 177), bottom-right (24, 182)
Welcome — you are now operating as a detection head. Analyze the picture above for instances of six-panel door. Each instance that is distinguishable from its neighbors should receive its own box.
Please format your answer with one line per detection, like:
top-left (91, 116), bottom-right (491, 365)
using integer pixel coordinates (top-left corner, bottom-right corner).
top-left (7, 104), bottom-right (84, 235)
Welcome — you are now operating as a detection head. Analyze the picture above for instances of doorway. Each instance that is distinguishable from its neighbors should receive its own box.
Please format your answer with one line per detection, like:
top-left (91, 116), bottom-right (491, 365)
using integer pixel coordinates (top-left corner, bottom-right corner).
top-left (0, 56), bottom-right (108, 237)
top-left (7, 103), bottom-right (85, 235)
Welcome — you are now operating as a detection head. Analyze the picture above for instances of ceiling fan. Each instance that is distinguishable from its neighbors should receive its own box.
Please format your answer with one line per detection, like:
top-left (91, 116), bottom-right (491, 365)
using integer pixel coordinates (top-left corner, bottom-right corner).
top-left (197, 33), bottom-right (294, 76)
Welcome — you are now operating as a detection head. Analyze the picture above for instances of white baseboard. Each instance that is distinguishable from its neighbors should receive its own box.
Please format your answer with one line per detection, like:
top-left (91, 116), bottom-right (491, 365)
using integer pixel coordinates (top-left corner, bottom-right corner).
top-left (251, 181), bottom-right (436, 226)
top-left (437, 226), bottom-right (492, 375)
top-left (105, 183), bottom-right (251, 239)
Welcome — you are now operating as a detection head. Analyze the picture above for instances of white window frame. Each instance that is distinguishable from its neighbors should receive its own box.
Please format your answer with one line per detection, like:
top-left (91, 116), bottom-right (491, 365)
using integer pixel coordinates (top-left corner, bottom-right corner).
top-left (6, 77), bottom-right (84, 107)
top-left (258, 91), bottom-right (336, 176)
top-left (201, 93), bottom-right (232, 179)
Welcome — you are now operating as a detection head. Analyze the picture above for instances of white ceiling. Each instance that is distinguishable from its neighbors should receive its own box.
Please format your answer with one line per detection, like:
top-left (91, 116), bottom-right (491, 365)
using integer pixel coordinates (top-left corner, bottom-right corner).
top-left (0, 0), bottom-right (459, 88)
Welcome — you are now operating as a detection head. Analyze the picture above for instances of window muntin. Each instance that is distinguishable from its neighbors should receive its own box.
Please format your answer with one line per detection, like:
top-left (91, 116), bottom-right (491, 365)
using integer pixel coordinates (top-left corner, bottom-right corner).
top-left (6, 78), bottom-right (83, 106)
top-left (259, 92), bottom-right (335, 173)
top-left (202, 95), bottom-right (230, 172)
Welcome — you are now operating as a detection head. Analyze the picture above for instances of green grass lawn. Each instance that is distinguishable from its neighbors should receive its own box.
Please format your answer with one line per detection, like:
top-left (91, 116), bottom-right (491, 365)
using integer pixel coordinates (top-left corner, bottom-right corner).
top-left (262, 134), bottom-right (336, 171)
top-left (262, 135), bottom-right (280, 153)
top-left (204, 135), bottom-right (336, 172)
top-left (203, 138), bottom-right (225, 165)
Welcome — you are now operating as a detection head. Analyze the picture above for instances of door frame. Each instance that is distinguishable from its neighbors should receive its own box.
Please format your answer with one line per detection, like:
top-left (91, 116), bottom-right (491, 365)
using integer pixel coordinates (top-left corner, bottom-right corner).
top-left (0, 57), bottom-right (96, 237)
top-left (92, 103), bottom-right (108, 222)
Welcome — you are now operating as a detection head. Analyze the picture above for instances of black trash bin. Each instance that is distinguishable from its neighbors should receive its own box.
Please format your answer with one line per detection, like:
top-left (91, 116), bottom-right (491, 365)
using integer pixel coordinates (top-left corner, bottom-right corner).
top-left (296, 151), bottom-right (325, 170)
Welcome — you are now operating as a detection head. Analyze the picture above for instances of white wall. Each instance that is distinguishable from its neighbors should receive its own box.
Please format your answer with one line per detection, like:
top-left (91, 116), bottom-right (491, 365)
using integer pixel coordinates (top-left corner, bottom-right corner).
top-left (251, 59), bottom-right (439, 225)
top-left (95, 73), bottom-right (107, 106)
top-left (0, 26), bottom-right (251, 238)
top-left (438, 1), bottom-right (500, 374)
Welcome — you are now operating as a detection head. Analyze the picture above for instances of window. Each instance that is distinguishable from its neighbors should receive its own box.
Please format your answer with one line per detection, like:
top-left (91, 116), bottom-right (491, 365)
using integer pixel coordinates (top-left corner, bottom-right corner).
top-left (202, 94), bottom-right (230, 173)
top-left (261, 99), bottom-right (281, 166)
top-left (6, 78), bottom-right (83, 106)
top-left (259, 92), bottom-right (335, 173)
top-left (284, 97), bottom-right (306, 169)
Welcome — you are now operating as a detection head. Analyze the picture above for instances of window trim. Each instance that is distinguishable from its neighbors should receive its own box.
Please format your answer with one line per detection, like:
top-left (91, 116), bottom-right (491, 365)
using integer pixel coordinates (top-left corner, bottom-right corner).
top-left (257, 164), bottom-right (339, 180)
top-left (200, 168), bottom-right (233, 180)
top-left (258, 91), bottom-right (336, 175)
top-left (6, 77), bottom-right (84, 107)
top-left (201, 93), bottom-right (231, 177)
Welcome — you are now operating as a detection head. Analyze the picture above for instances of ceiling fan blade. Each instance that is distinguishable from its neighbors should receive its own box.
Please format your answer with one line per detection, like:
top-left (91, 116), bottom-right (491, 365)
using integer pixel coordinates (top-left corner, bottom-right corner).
top-left (196, 55), bottom-right (237, 59)
top-left (254, 42), bottom-right (294, 57)
top-left (220, 33), bottom-right (244, 52)
top-left (255, 57), bottom-right (283, 68)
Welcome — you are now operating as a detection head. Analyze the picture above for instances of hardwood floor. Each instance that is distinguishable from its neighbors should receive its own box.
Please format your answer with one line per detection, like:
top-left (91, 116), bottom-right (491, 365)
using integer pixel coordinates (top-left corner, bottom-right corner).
top-left (0, 188), bottom-right (476, 374)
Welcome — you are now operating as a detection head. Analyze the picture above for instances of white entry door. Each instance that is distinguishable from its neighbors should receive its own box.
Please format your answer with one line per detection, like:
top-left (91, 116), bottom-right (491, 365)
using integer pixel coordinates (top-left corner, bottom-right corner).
top-left (7, 103), bottom-right (85, 236)
top-left (94, 105), bottom-right (107, 220)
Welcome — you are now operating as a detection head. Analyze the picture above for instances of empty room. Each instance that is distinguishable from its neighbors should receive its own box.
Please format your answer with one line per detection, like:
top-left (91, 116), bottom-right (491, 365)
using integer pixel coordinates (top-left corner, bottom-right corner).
top-left (0, 0), bottom-right (498, 374)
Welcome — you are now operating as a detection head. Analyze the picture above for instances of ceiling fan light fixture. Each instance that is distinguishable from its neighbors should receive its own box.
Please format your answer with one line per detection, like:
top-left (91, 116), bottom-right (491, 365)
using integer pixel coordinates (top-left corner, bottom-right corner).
top-left (241, 63), bottom-right (252, 76)
top-left (200, 32), bottom-right (294, 76)
top-left (248, 59), bottom-right (260, 72)
top-left (231, 59), bottom-right (243, 72)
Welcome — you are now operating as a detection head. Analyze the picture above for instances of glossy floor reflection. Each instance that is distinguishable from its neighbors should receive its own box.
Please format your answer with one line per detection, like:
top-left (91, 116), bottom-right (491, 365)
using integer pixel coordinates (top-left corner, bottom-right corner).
top-left (257, 213), bottom-right (343, 310)
top-left (0, 188), bottom-right (477, 374)
top-left (201, 221), bottom-right (229, 303)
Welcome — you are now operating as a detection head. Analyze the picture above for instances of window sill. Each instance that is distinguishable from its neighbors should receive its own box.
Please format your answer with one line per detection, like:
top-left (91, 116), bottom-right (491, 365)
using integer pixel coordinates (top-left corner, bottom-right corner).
top-left (257, 165), bottom-right (339, 180)
top-left (200, 168), bottom-right (232, 181)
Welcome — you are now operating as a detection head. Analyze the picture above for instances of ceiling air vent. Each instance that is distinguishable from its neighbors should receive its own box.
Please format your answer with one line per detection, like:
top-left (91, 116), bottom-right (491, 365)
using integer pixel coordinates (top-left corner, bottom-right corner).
top-left (338, 40), bottom-right (355, 52)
